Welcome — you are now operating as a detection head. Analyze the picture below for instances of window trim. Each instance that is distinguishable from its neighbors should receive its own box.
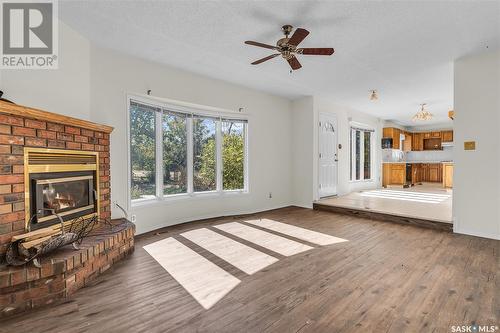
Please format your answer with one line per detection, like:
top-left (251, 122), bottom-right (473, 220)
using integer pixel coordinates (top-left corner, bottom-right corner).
top-left (349, 122), bottom-right (375, 183)
top-left (126, 94), bottom-right (249, 209)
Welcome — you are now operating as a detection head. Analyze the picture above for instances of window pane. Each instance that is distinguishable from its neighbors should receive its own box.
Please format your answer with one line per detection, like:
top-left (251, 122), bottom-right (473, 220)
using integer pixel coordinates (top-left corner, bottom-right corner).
top-left (350, 129), bottom-right (353, 181)
top-left (222, 121), bottom-right (245, 190)
top-left (193, 117), bottom-right (216, 192)
top-left (130, 104), bottom-right (156, 200)
top-left (163, 113), bottom-right (187, 195)
top-left (364, 131), bottom-right (371, 180)
top-left (355, 130), bottom-right (361, 180)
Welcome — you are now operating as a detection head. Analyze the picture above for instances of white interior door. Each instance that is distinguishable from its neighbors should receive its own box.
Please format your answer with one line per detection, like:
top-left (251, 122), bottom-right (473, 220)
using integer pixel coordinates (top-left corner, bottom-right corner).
top-left (318, 113), bottom-right (338, 198)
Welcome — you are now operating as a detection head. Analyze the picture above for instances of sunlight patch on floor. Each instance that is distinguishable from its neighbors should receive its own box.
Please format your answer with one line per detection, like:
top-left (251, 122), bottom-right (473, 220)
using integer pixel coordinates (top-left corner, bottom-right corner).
top-left (360, 189), bottom-right (451, 204)
top-left (144, 220), bottom-right (347, 309)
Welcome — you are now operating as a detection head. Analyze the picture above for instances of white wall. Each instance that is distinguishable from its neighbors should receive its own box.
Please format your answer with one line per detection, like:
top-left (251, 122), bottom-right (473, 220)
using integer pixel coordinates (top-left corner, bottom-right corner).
top-left (453, 50), bottom-right (500, 240)
top-left (314, 98), bottom-right (383, 196)
top-left (0, 22), bottom-right (91, 120)
top-left (89, 46), bottom-right (293, 234)
top-left (291, 96), bottom-right (383, 208)
top-left (291, 97), bottom-right (314, 208)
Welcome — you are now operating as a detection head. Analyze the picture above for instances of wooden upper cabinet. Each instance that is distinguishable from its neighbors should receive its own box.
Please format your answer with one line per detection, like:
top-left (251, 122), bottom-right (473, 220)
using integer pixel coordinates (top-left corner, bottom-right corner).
top-left (393, 128), bottom-right (401, 150)
top-left (442, 130), bottom-right (453, 142)
top-left (403, 132), bottom-right (412, 152)
top-left (383, 128), bottom-right (453, 151)
top-left (382, 127), bottom-right (401, 150)
top-left (412, 133), bottom-right (423, 151)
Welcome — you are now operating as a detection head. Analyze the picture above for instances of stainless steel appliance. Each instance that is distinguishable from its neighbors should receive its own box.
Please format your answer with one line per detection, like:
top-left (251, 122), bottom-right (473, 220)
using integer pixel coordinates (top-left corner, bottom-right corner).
top-left (381, 138), bottom-right (393, 149)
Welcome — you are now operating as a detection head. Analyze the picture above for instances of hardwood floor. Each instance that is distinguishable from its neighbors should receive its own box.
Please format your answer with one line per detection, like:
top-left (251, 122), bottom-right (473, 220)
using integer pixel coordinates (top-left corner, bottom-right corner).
top-left (1, 207), bottom-right (498, 333)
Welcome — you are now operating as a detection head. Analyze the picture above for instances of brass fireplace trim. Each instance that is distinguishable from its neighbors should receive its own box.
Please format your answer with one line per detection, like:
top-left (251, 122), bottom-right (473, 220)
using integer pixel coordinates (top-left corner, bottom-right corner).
top-left (37, 205), bottom-right (95, 223)
top-left (36, 175), bottom-right (94, 185)
top-left (24, 147), bottom-right (100, 231)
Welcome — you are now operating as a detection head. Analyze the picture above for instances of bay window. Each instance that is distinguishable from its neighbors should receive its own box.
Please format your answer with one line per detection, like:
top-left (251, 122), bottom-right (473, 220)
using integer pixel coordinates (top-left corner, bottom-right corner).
top-left (222, 120), bottom-right (245, 191)
top-left (130, 102), bottom-right (158, 200)
top-left (162, 111), bottom-right (188, 195)
top-left (193, 116), bottom-right (217, 192)
top-left (129, 98), bottom-right (248, 203)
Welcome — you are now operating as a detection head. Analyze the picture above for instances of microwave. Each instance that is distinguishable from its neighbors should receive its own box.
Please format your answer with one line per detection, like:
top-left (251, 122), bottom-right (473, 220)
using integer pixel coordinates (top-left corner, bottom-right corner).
top-left (381, 138), bottom-right (393, 149)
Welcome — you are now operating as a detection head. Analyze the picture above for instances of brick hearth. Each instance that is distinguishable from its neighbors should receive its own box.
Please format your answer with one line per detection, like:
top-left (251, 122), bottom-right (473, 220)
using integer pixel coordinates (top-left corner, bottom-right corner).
top-left (0, 220), bottom-right (135, 318)
top-left (0, 101), bottom-right (135, 317)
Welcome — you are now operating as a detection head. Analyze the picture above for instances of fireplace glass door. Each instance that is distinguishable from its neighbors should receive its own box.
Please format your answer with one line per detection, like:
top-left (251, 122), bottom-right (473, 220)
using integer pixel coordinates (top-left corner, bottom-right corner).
top-left (30, 171), bottom-right (96, 227)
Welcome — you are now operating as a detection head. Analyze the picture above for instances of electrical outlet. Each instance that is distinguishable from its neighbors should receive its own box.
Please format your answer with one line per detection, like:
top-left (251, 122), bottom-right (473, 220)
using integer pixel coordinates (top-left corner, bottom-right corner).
top-left (131, 214), bottom-right (137, 223)
top-left (268, 192), bottom-right (272, 199)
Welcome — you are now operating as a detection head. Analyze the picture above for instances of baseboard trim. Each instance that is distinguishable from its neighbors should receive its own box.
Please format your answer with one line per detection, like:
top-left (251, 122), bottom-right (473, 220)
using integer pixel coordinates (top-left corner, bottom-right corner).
top-left (135, 204), bottom-right (298, 237)
top-left (453, 228), bottom-right (500, 240)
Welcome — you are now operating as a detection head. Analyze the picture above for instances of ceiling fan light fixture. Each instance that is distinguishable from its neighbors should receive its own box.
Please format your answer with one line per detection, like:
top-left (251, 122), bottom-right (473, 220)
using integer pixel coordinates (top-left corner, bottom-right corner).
top-left (245, 25), bottom-right (334, 71)
top-left (412, 103), bottom-right (433, 122)
top-left (370, 90), bottom-right (378, 101)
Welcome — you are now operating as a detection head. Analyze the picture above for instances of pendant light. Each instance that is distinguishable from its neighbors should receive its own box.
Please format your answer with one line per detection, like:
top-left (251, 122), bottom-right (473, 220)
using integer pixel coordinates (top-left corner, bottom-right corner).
top-left (412, 103), bottom-right (433, 121)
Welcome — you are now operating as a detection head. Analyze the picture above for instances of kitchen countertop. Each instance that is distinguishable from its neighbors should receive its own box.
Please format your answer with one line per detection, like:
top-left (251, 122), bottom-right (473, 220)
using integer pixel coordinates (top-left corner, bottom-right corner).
top-left (383, 161), bottom-right (454, 164)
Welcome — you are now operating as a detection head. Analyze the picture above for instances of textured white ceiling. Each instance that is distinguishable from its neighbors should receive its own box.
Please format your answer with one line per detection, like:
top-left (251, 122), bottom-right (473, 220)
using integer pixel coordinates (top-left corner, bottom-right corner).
top-left (59, 1), bottom-right (500, 126)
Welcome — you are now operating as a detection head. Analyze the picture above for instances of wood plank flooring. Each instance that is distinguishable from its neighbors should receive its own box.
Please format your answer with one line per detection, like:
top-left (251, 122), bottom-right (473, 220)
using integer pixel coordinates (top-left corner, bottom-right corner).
top-left (1, 206), bottom-right (498, 333)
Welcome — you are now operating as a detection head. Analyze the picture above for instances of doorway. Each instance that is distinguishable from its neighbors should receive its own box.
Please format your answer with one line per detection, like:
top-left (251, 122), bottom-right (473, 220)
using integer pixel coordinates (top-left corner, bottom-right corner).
top-left (318, 113), bottom-right (338, 198)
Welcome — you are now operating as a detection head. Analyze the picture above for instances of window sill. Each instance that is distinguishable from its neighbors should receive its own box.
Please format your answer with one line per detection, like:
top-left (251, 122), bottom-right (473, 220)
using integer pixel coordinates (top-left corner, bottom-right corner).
top-left (131, 190), bottom-right (250, 208)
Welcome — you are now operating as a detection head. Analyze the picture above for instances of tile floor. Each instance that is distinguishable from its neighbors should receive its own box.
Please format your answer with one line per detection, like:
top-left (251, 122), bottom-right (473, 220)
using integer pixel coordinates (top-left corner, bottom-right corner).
top-left (316, 183), bottom-right (452, 223)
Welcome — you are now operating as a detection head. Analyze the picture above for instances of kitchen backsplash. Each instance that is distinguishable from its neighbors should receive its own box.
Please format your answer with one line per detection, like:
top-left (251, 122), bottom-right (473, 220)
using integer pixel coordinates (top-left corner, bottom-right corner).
top-left (406, 147), bottom-right (453, 162)
top-left (383, 146), bottom-right (453, 162)
top-left (382, 149), bottom-right (406, 162)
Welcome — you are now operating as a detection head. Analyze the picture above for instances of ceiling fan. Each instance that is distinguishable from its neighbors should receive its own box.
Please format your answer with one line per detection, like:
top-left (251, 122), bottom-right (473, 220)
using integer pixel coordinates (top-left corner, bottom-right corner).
top-left (245, 25), bottom-right (334, 71)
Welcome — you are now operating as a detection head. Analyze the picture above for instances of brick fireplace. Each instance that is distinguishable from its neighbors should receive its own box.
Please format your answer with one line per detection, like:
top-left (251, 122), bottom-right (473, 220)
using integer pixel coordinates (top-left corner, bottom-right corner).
top-left (0, 101), bottom-right (135, 317)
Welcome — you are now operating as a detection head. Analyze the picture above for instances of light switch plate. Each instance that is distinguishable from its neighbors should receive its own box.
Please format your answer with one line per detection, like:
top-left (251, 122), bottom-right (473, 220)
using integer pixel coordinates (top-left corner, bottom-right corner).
top-left (464, 141), bottom-right (476, 150)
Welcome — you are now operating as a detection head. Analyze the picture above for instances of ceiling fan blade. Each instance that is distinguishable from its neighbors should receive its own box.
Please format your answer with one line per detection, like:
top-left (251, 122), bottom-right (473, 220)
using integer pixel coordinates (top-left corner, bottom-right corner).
top-left (251, 54), bottom-right (280, 65)
top-left (300, 48), bottom-right (334, 55)
top-left (287, 28), bottom-right (309, 46)
top-left (245, 41), bottom-right (278, 50)
top-left (287, 56), bottom-right (302, 70)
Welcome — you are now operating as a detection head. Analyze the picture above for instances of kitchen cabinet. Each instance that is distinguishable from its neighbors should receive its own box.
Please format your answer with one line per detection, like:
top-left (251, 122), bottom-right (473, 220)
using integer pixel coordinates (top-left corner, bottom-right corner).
top-left (429, 164), bottom-right (440, 182)
top-left (442, 163), bottom-right (453, 187)
top-left (403, 132), bottom-right (412, 152)
top-left (390, 164), bottom-right (406, 185)
top-left (422, 164), bottom-right (429, 181)
top-left (382, 128), bottom-right (453, 151)
top-left (421, 163), bottom-right (442, 182)
top-left (383, 163), bottom-right (444, 186)
top-left (411, 163), bottom-right (423, 184)
top-left (412, 133), bottom-right (424, 151)
top-left (442, 130), bottom-right (453, 142)
top-left (383, 127), bottom-right (401, 150)
top-left (382, 163), bottom-right (406, 186)
top-left (423, 138), bottom-right (442, 151)
top-left (382, 163), bottom-right (391, 187)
